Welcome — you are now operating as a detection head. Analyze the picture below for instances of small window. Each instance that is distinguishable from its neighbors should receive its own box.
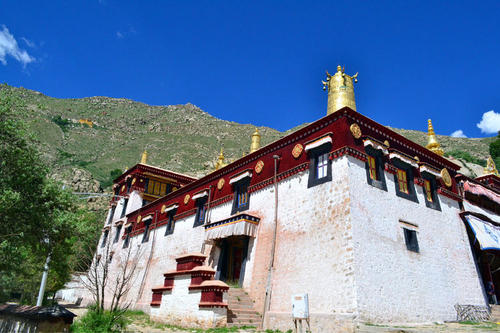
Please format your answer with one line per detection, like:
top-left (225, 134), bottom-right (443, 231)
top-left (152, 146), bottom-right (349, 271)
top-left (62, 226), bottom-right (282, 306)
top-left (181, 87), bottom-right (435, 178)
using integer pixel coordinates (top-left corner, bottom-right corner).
top-left (96, 255), bottom-right (102, 265)
top-left (397, 169), bottom-right (409, 194)
top-left (101, 230), bottom-right (109, 248)
top-left (365, 146), bottom-right (387, 191)
top-left (165, 211), bottom-right (176, 236)
top-left (142, 220), bottom-right (152, 243)
top-left (126, 177), bottom-right (132, 193)
top-left (109, 251), bottom-right (114, 263)
top-left (422, 174), bottom-right (441, 211)
top-left (122, 226), bottom-right (132, 249)
top-left (107, 206), bottom-right (116, 225)
top-left (120, 198), bottom-right (129, 218)
top-left (194, 198), bottom-right (207, 227)
top-left (403, 228), bottom-right (419, 253)
top-left (307, 149), bottom-right (332, 188)
top-left (113, 225), bottom-right (122, 243)
top-left (231, 179), bottom-right (250, 215)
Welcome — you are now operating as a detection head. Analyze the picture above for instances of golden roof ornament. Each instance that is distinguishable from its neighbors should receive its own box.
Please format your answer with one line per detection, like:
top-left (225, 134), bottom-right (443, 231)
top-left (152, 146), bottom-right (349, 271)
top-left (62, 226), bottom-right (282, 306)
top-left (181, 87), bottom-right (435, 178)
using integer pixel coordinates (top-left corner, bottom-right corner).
top-left (250, 128), bottom-right (261, 153)
top-left (141, 150), bottom-right (148, 164)
top-left (214, 148), bottom-right (228, 171)
top-left (425, 119), bottom-right (444, 156)
top-left (484, 156), bottom-right (499, 176)
top-left (323, 65), bottom-right (358, 115)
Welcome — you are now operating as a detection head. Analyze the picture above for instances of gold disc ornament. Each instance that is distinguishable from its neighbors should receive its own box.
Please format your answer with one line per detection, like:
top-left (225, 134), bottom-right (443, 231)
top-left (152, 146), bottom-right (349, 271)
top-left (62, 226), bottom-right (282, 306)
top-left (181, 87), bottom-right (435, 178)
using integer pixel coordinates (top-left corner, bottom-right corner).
top-left (440, 168), bottom-right (452, 187)
top-left (217, 178), bottom-right (225, 190)
top-left (137, 215), bottom-right (142, 223)
top-left (184, 194), bottom-right (190, 204)
top-left (131, 177), bottom-right (136, 185)
top-left (255, 160), bottom-right (264, 174)
top-left (292, 144), bottom-right (304, 159)
top-left (161, 205), bottom-right (166, 214)
top-left (121, 185), bottom-right (126, 192)
top-left (350, 123), bottom-right (362, 139)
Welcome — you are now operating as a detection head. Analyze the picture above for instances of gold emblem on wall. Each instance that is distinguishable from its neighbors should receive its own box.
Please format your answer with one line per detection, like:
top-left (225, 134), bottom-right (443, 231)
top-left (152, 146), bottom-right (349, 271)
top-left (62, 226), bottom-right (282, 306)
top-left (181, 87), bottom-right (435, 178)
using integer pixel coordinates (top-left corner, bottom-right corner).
top-left (384, 140), bottom-right (390, 148)
top-left (184, 194), bottom-right (190, 205)
top-left (161, 205), bottom-right (166, 214)
top-left (137, 215), bottom-right (142, 223)
top-left (255, 160), bottom-right (264, 174)
top-left (350, 123), bottom-right (362, 139)
top-left (217, 178), bottom-right (225, 190)
top-left (121, 185), bottom-right (125, 192)
top-left (441, 168), bottom-right (452, 187)
top-left (132, 178), bottom-right (136, 185)
top-left (292, 144), bottom-right (304, 159)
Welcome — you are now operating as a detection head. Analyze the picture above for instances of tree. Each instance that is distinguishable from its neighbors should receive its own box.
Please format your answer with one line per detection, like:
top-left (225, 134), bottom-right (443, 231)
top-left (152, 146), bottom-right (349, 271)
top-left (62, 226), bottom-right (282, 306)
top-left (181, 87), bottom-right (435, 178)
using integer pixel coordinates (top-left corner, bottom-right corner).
top-left (0, 86), bottom-right (101, 304)
top-left (489, 131), bottom-right (500, 169)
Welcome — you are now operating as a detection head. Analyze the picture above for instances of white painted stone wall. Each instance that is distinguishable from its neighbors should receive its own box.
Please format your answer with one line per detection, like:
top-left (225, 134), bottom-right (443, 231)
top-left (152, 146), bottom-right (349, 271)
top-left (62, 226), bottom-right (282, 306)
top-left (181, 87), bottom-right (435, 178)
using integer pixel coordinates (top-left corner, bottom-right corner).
top-left (347, 156), bottom-right (486, 324)
top-left (150, 275), bottom-right (226, 328)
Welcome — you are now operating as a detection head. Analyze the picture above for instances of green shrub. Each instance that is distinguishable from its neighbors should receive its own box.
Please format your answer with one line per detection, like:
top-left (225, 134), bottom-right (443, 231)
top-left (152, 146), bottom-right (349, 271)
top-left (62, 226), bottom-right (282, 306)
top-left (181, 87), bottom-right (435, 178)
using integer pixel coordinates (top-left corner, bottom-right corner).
top-left (51, 115), bottom-right (71, 132)
top-left (71, 307), bottom-right (127, 333)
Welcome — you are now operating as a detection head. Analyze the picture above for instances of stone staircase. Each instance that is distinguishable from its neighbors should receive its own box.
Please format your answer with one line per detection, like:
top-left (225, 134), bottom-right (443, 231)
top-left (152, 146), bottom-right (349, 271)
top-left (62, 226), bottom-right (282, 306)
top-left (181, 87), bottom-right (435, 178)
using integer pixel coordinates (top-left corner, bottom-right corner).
top-left (227, 287), bottom-right (261, 328)
top-left (491, 304), bottom-right (500, 322)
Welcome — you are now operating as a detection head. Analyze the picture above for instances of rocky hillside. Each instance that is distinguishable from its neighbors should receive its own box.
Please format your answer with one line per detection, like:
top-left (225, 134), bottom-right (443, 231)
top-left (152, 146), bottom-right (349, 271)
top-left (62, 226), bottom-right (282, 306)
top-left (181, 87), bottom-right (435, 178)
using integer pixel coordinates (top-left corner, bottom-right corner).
top-left (2, 84), bottom-right (494, 198)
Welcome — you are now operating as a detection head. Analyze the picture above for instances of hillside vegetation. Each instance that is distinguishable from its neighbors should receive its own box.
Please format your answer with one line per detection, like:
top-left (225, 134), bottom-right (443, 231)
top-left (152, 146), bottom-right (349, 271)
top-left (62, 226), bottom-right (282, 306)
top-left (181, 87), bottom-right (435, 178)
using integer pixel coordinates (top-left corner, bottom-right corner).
top-left (1, 84), bottom-right (493, 193)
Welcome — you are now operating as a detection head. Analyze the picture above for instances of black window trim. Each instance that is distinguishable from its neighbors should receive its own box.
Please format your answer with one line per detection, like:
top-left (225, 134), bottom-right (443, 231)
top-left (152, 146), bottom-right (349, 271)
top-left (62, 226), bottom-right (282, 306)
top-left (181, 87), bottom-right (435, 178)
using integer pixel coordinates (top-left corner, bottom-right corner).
top-left (193, 197), bottom-right (207, 227)
top-left (165, 210), bottom-right (177, 236)
top-left (307, 144), bottom-right (332, 188)
top-left (113, 224), bottom-right (122, 243)
top-left (120, 198), bottom-right (129, 218)
top-left (122, 226), bottom-right (132, 248)
top-left (231, 178), bottom-right (251, 215)
top-left (403, 227), bottom-right (420, 253)
top-left (392, 158), bottom-right (419, 203)
top-left (101, 229), bottom-right (109, 248)
top-left (364, 145), bottom-right (387, 191)
top-left (421, 172), bottom-right (441, 211)
top-left (141, 219), bottom-right (152, 243)
top-left (107, 206), bottom-right (116, 225)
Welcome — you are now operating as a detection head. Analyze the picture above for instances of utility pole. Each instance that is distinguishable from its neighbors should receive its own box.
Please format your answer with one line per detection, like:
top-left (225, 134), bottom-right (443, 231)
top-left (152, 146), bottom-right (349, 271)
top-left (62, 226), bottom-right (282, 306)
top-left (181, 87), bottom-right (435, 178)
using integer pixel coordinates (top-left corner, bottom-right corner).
top-left (36, 252), bottom-right (51, 306)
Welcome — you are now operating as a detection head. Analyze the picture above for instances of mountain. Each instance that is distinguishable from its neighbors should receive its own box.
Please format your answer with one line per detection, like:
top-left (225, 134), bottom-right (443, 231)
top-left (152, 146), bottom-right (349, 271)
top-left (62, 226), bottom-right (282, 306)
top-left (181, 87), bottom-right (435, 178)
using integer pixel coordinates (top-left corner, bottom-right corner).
top-left (1, 84), bottom-right (494, 196)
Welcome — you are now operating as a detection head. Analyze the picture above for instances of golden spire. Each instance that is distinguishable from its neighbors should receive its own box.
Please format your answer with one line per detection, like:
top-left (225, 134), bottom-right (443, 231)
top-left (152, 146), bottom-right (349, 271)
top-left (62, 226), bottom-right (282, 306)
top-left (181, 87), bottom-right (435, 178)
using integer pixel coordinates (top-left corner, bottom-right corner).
top-left (323, 65), bottom-right (358, 115)
top-left (484, 156), bottom-right (499, 176)
top-left (141, 150), bottom-right (148, 164)
top-left (214, 148), bottom-right (228, 170)
top-left (250, 128), bottom-right (261, 153)
top-left (426, 119), bottom-right (444, 156)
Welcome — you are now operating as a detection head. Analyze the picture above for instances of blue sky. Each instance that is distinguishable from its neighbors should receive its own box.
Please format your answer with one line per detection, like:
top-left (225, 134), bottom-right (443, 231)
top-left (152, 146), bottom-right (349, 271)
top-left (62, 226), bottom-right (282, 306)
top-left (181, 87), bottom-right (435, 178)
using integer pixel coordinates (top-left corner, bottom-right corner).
top-left (1, 1), bottom-right (499, 137)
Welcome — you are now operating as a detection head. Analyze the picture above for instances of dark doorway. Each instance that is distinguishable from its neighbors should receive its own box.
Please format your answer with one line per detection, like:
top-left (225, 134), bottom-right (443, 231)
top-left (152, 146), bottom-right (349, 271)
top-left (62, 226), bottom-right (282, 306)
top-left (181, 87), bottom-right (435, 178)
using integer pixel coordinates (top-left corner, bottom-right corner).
top-left (217, 236), bottom-right (249, 287)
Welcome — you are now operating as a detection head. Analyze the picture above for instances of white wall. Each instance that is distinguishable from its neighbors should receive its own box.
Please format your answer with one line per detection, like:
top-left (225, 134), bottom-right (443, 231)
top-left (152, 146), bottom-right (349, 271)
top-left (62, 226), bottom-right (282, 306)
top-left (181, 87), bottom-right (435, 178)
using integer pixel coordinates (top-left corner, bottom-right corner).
top-left (347, 156), bottom-right (486, 323)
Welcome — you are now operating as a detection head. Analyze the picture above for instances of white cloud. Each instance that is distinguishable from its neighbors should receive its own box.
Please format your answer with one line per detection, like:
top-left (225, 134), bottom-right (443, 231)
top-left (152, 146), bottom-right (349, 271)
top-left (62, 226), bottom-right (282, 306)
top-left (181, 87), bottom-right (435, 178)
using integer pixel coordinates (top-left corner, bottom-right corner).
top-left (116, 31), bottom-right (124, 39)
top-left (477, 110), bottom-right (500, 134)
top-left (0, 25), bottom-right (35, 66)
top-left (21, 37), bottom-right (35, 48)
top-left (450, 130), bottom-right (467, 138)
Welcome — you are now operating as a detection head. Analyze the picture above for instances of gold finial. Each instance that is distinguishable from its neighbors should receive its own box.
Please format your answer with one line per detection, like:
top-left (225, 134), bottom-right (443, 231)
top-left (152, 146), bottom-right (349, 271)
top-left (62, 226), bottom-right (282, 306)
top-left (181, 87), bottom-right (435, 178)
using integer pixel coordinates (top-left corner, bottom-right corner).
top-left (323, 65), bottom-right (358, 115)
top-left (425, 119), bottom-right (444, 156)
top-left (484, 156), bottom-right (499, 176)
top-left (141, 150), bottom-right (148, 164)
top-left (214, 148), bottom-right (228, 170)
top-left (250, 128), bottom-right (261, 153)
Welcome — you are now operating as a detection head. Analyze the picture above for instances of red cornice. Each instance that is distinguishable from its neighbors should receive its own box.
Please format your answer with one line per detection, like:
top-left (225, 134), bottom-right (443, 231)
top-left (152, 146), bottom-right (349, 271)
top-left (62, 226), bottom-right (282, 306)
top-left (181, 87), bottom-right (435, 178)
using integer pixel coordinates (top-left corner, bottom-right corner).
top-left (113, 163), bottom-right (196, 185)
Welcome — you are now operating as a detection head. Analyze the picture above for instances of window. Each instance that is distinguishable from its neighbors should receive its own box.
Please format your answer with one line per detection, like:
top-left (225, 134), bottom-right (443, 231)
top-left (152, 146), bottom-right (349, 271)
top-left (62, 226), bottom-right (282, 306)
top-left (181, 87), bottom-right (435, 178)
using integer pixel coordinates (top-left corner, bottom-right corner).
top-left (397, 169), bottom-right (409, 194)
top-left (231, 179), bottom-right (250, 215)
top-left (307, 149), bottom-right (332, 188)
top-left (142, 198), bottom-right (150, 207)
top-left (101, 230), bottom-right (109, 248)
top-left (165, 211), bottom-right (176, 236)
top-left (365, 146), bottom-right (387, 191)
top-left (126, 177), bottom-right (132, 193)
top-left (107, 206), bottom-right (116, 225)
top-left (367, 155), bottom-right (378, 180)
top-left (113, 225), bottom-right (122, 243)
top-left (403, 228), bottom-right (419, 253)
top-left (194, 198), bottom-right (207, 227)
top-left (422, 174), bottom-right (441, 211)
top-left (144, 178), bottom-right (171, 197)
top-left (392, 159), bottom-right (418, 203)
top-left (96, 255), bottom-right (101, 265)
top-left (120, 198), bottom-right (129, 218)
top-left (109, 251), bottom-right (114, 263)
top-left (142, 219), bottom-right (152, 243)
top-left (122, 226), bottom-right (132, 248)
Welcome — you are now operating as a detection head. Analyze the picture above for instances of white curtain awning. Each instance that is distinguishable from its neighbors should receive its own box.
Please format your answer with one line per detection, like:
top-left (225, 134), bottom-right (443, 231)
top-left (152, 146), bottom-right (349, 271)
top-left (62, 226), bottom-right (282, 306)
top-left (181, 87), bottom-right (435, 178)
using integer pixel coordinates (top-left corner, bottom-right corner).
top-left (192, 190), bottom-right (208, 200)
top-left (363, 139), bottom-right (388, 155)
top-left (389, 152), bottom-right (419, 168)
top-left (229, 171), bottom-right (252, 185)
top-left (419, 165), bottom-right (442, 178)
top-left (466, 215), bottom-right (500, 251)
top-left (143, 215), bottom-right (153, 222)
top-left (204, 214), bottom-right (260, 241)
top-left (164, 204), bottom-right (178, 213)
top-left (305, 136), bottom-right (333, 152)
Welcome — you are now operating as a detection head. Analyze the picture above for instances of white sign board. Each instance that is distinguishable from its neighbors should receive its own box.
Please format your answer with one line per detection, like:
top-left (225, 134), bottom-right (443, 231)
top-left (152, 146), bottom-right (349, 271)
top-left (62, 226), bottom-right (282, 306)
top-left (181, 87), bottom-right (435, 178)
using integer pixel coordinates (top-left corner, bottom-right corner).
top-left (292, 293), bottom-right (309, 319)
top-left (467, 215), bottom-right (500, 251)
